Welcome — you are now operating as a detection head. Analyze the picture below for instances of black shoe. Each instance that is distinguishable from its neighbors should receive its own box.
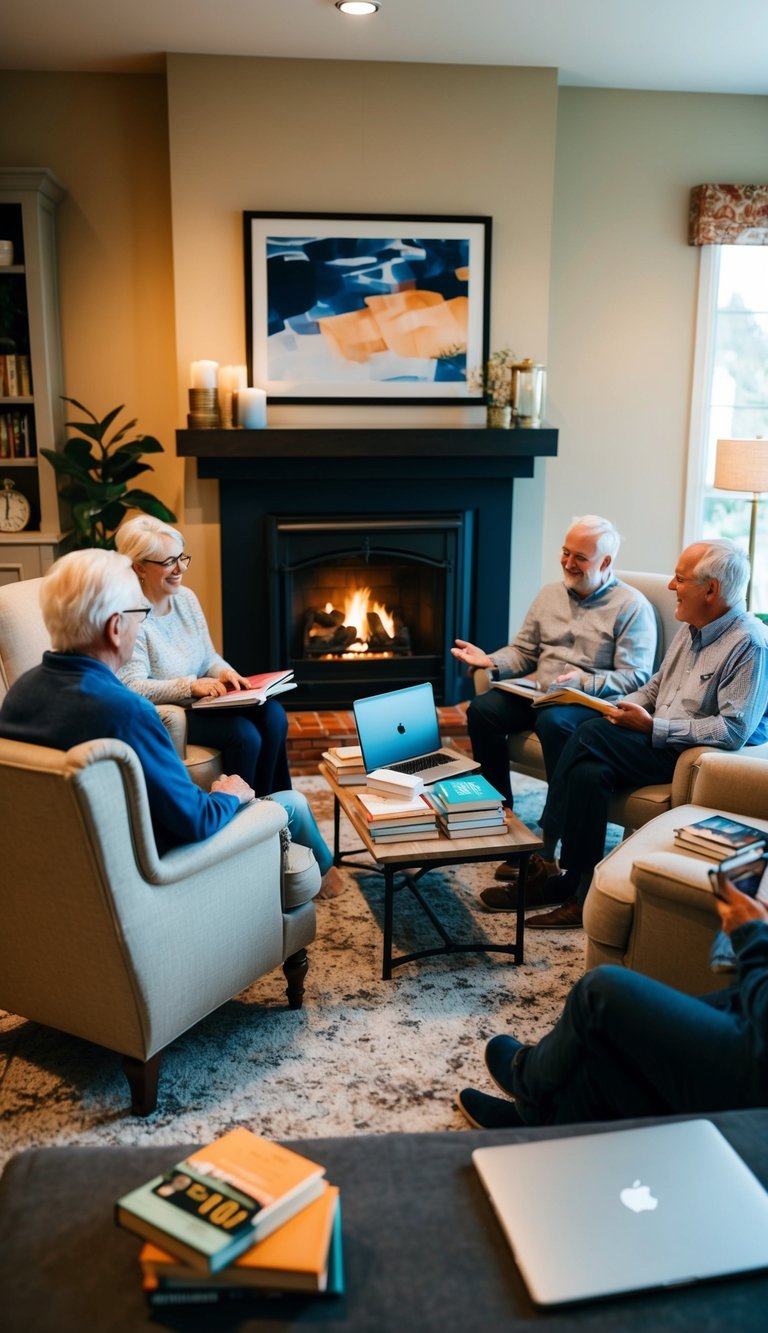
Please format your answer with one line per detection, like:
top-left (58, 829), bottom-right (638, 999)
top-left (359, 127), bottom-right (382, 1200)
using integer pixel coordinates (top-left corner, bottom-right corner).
top-left (457, 1087), bottom-right (524, 1130)
top-left (484, 1034), bottom-right (525, 1098)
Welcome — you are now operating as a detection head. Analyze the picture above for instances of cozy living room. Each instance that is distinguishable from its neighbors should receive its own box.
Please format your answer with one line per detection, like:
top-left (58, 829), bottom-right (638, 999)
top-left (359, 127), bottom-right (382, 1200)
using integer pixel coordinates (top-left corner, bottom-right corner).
top-left (2, 3), bottom-right (768, 1328)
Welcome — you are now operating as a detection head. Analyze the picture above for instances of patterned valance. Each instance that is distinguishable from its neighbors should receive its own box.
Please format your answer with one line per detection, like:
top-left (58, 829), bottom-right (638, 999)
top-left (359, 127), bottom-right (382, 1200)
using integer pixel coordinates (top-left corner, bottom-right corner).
top-left (689, 184), bottom-right (768, 245)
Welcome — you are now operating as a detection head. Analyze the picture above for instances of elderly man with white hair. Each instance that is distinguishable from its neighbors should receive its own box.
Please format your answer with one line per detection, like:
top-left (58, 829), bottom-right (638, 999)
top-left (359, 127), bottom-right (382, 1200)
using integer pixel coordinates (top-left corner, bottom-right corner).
top-left (0, 549), bottom-right (328, 881)
top-left (452, 514), bottom-right (657, 911)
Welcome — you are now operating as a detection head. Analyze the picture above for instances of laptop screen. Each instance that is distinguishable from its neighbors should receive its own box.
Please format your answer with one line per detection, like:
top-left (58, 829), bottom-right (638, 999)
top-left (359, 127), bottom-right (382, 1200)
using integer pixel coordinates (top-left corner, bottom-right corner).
top-left (353, 683), bottom-right (441, 773)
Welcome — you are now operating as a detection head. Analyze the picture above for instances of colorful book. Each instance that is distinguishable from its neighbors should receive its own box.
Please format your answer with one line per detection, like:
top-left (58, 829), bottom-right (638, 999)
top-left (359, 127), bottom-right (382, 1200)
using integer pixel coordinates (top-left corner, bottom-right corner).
top-left (116, 1128), bottom-right (326, 1273)
top-left (674, 815), bottom-right (766, 853)
top-left (357, 791), bottom-right (435, 823)
top-left (190, 670), bottom-right (296, 709)
top-left (142, 1197), bottom-right (344, 1308)
top-left (429, 774), bottom-right (504, 813)
top-left (437, 819), bottom-right (506, 839)
top-left (140, 1184), bottom-right (340, 1294)
top-left (369, 827), bottom-right (438, 843)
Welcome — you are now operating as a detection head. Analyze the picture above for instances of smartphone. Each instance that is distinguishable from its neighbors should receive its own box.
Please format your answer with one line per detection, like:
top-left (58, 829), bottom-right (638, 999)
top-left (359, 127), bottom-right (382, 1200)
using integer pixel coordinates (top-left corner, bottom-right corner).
top-left (708, 852), bottom-right (768, 901)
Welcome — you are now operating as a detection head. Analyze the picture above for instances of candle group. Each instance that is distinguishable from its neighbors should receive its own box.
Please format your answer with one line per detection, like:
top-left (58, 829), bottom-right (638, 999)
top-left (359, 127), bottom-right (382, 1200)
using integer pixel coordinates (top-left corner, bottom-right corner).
top-left (188, 361), bottom-right (266, 428)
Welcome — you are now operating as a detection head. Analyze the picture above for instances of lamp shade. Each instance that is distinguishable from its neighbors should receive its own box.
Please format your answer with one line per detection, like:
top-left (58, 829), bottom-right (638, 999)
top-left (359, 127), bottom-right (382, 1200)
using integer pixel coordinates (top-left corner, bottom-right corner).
top-left (714, 438), bottom-right (768, 494)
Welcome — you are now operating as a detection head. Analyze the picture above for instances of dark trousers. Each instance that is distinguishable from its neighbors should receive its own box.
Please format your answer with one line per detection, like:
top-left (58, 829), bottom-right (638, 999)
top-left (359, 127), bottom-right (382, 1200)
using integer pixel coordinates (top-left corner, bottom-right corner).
top-left (511, 965), bottom-right (767, 1125)
top-left (187, 698), bottom-right (291, 797)
top-left (466, 688), bottom-right (596, 807)
top-left (541, 716), bottom-right (678, 892)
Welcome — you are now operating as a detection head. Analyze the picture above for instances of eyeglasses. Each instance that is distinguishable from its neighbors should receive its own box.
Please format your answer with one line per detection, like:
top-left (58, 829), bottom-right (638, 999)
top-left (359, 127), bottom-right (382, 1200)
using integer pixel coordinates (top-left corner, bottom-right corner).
top-left (121, 607), bottom-right (151, 621)
top-left (142, 553), bottom-right (192, 571)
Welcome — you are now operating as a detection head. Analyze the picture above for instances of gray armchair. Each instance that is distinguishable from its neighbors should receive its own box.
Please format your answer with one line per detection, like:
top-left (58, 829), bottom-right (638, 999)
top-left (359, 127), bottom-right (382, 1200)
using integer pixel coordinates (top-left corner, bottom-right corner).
top-left (0, 734), bottom-right (316, 1114)
top-left (0, 575), bottom-right (222, 788)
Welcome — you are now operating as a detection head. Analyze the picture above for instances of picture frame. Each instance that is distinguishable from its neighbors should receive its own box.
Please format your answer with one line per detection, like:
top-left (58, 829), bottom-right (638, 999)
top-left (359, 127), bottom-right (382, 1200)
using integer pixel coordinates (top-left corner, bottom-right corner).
top-left (243, 211), bottom-right (491, 405)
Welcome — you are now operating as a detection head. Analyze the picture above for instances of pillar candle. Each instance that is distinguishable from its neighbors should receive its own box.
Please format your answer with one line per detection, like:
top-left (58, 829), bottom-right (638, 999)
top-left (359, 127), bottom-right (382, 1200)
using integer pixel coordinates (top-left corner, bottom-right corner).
top-left (190, 359), bottom-right (218, 389)
top-left (238, 387), bottom-right (267, 429)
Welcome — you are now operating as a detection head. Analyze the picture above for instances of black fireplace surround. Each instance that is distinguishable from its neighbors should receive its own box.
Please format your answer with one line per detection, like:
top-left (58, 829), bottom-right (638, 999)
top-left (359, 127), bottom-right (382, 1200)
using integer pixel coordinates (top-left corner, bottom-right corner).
top-left (176, 425), bottom-right (558, 708)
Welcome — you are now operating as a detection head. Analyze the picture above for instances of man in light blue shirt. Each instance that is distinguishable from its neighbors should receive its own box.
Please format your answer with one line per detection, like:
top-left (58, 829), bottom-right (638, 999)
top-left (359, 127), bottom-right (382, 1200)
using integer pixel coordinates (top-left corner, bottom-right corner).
top-left (527, 539), bottom-right (768, 930)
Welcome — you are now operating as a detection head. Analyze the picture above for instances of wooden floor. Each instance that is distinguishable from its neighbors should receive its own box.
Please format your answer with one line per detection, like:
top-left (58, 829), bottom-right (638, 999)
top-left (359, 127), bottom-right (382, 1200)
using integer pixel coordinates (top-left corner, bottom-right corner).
top-left (286, 703), bottom-right (472, 774)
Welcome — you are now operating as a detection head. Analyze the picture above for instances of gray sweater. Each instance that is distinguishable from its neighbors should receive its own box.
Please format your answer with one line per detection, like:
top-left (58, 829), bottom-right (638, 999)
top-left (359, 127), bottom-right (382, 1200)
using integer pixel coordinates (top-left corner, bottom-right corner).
top-left (117, 586), bottom-right (231, 703)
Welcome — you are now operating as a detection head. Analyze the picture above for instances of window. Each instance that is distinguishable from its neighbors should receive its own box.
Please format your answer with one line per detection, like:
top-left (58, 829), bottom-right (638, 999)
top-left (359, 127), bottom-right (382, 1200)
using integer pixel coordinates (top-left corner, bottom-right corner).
top-left (686, 246), bottom-right (768, 608)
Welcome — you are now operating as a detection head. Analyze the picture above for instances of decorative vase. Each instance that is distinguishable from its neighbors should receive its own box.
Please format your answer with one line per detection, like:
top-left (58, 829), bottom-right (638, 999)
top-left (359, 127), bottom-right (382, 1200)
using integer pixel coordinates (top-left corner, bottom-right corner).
top-left (487, 404), bottom-right (512, 429)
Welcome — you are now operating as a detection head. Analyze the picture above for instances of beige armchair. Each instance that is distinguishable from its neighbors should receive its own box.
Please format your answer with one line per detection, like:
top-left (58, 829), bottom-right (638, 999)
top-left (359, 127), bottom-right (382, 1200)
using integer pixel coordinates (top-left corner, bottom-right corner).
top-left (0, 734), bottom-right (316, 1114)
top-left (584, 751), bottom-right (768, 994)
top-left (472, 570), bottom-right (768, 833)
top-left (0, 576), bottom-right (222, 788)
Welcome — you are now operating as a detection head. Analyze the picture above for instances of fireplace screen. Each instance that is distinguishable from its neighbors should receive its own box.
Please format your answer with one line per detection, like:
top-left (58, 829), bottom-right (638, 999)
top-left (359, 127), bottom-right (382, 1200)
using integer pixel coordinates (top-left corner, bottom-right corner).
top-left (270, 516), bottom-right (470, 706)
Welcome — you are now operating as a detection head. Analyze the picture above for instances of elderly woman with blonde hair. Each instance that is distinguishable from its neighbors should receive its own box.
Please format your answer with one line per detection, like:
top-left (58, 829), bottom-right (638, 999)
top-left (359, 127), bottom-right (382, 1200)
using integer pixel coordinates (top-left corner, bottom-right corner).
top-left (115, 514), bottom-right (344, 897)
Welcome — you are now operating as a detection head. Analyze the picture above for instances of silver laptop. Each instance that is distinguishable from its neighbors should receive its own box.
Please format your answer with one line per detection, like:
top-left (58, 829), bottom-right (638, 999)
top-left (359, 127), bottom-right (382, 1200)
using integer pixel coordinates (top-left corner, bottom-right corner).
top-left (353, 682), bottom-right (480, 785)
top-left (473, 1119), bottom-right (768, 1307)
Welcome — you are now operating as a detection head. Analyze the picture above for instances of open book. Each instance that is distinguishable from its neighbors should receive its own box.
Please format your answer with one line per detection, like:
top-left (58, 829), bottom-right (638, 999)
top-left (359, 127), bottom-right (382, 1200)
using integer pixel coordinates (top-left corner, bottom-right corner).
top-left (493, 679), bottom-right (619, 716)
top-left (191, 669), bottom-right (296, 709)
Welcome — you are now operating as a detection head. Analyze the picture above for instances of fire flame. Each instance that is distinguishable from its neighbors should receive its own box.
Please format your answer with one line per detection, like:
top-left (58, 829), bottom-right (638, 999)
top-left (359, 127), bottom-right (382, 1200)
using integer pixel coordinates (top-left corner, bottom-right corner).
top-left (323, 586), bottom-right (396, 652)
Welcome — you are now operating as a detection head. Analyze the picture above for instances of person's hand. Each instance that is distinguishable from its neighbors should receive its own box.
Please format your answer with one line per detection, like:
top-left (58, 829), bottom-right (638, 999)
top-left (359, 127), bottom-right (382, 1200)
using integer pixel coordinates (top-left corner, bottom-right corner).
top-left (552, 669), bottom-right (582, 687)
top-left (211, 774), bottom-right (255, 806)
top-left (451, 639), bottom-right (495, 670)
top-left (714, 877), bottom-right (768, 933)
top-left (607, 699), bottom-right (652, 730)
top-left (190, 677), bottom-right (228, 699)
top-left (217, 668), bottom-right (252, 691)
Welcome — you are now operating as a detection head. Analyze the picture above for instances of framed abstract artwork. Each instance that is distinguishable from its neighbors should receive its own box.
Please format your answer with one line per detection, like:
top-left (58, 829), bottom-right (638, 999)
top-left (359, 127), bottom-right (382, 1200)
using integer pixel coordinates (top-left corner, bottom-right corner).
top-left (244, 211), bottom-right (491, 405)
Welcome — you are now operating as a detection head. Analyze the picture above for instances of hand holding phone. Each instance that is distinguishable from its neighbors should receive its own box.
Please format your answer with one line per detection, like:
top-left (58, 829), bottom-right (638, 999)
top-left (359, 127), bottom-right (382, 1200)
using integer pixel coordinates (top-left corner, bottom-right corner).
top-left (708, 852), bottom-right (768, 902)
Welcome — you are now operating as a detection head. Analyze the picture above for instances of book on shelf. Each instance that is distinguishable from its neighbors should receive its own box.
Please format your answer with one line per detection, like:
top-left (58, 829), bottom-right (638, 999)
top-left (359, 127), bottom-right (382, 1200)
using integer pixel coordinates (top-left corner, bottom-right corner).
top-left (674, 815), bottom-right (766, 854)
top-left (428, 774), bottom-right (503, 813)
top-left (190, 670), bottom-right (296, 709)
top-left (366, 768), bottom-right (425, 798)
top-left (139, 1184), bottom-right (341, 1300)
top-left (115, 1128), bottom-right (326, 1274)
top-left (493, 680), bottom-right (619, 716)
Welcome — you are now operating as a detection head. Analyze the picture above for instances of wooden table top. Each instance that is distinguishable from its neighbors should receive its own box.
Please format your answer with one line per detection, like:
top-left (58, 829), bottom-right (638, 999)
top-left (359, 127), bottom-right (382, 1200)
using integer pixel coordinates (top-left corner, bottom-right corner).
top-left (319, 762), bottom-right (542, 865)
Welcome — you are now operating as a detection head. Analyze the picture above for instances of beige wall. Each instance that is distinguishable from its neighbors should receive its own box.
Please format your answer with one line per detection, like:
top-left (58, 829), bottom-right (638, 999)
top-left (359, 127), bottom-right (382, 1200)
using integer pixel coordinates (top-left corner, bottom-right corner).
top-left (2, 64), bottom-right (767, 641)
top-left (545, 87), bottom-right (768, 583)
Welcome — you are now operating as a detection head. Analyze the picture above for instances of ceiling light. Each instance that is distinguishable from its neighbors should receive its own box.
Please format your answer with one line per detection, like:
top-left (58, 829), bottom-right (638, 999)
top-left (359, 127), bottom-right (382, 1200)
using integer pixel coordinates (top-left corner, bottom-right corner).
top-left (336, 2), bottom-right (380, 15)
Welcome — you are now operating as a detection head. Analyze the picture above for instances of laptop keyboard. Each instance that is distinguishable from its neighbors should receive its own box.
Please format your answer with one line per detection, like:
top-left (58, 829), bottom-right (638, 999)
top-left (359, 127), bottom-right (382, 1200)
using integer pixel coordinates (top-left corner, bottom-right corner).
top-left (388, 751), bottom-right (454, 775)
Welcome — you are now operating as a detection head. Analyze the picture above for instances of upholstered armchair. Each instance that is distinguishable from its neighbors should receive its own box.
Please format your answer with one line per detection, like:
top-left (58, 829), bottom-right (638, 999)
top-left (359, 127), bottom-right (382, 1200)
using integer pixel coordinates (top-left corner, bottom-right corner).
top-left (584, 751), bottom-right (768, 994)
top-left (0, 734), bottom-right (316, 1114)
top-left (0, 576), bottom-right (222, 788)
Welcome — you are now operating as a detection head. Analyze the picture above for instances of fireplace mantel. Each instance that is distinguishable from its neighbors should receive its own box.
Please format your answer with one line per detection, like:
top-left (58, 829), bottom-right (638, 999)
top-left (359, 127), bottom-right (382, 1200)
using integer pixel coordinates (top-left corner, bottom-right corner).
top-left (175, 423), bottom-right (558, 706)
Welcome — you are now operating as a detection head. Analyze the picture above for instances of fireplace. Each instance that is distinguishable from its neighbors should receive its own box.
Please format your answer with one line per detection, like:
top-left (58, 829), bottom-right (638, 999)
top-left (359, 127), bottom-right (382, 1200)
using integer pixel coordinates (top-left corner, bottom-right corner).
top-left (269, 515), bottom-right (471, 706)
top-left (176, 424), bottom-right (558, 708)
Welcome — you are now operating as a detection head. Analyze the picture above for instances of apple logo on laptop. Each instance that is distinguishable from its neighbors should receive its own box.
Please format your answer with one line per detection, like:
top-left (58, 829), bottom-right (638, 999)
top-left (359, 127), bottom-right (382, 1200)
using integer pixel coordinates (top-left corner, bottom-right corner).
top-left (397, 723), bottom-right (406, 734)
top-left (619, 1179), bottom-right (658, 1213)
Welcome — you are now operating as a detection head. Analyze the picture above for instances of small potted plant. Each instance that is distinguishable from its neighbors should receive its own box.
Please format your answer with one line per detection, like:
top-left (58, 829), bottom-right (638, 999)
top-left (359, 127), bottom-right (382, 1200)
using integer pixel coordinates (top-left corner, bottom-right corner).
top-left (41, 397), bottom-right (176, 548)
top-left (467, 347), bottom-right (516, 427)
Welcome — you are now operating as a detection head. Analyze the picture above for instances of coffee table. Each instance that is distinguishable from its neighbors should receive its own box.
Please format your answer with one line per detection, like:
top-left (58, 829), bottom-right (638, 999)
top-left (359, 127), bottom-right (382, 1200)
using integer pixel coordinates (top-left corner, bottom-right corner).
top-left (319, 761), bottom-right (542, 978)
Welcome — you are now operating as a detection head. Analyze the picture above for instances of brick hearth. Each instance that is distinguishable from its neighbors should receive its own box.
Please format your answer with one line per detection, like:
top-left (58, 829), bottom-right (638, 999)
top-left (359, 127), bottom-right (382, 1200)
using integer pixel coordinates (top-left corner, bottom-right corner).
top-left (286, 703), bottom-right (472, 775)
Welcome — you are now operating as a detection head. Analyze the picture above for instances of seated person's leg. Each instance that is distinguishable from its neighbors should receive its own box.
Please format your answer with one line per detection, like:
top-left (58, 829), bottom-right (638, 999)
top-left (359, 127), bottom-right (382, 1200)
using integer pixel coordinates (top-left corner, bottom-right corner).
top-left (188, 708), bottom-right (262, 787)
top-left (268, 789), bottom-right (345, 900)
top-left (466, 689), bottom-right (535, 810)
top-left (248, 699), bottom-right (291, 796)
top-left (533, 703), bottom-right (597, 781)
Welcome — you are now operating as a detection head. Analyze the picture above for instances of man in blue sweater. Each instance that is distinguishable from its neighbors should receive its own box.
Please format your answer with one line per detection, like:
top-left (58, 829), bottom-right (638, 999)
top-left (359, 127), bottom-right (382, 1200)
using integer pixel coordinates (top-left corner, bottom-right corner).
top-left (0, 549), bottom-right (253, 854)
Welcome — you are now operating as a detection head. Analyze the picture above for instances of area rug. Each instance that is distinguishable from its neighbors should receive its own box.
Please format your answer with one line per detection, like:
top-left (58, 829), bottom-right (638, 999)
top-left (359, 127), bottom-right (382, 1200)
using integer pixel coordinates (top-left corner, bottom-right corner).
top-left (0, 776), bottom-right (620, 1169)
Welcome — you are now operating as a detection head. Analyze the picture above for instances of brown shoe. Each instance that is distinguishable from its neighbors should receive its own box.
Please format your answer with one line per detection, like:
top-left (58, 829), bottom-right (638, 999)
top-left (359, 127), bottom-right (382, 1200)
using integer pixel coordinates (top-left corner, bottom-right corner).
top-left (480, 870), bottom-right (571, 913)
top-left (494, 852), bottom-right (557, 885)
top-left (526, 895), bottom-right (583, 930)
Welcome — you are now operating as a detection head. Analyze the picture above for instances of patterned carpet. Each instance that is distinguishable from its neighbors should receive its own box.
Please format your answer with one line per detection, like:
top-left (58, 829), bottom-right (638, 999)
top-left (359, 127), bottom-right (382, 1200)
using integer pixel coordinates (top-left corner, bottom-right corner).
top-left (0, 775), bottom-right (608, 1170)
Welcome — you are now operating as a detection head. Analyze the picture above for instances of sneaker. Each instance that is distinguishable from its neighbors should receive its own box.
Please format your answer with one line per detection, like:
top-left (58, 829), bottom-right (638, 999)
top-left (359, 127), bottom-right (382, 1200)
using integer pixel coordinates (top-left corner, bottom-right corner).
top-left (457, 1087), bottom-right (525, 1130)
top-left (526, 894), bottom-right (583, 930)
top-left (494, 852), bottom-right (557, 884)
top-left (479, 868), bottom-right (572, 913)
top-left (484, 1034), bottom-right (525, 1098)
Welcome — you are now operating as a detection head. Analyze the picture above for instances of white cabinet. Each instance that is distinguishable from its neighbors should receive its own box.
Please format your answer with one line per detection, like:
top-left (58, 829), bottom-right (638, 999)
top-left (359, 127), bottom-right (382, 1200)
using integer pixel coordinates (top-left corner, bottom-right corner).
top-left (0, 169), bottom-right (69, 581)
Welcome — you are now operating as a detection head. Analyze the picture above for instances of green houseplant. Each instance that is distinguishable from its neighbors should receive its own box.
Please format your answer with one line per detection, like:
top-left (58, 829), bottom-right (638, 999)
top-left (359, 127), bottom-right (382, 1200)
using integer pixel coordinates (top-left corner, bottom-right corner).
top-left (41, 397), bottom-right (176, 548)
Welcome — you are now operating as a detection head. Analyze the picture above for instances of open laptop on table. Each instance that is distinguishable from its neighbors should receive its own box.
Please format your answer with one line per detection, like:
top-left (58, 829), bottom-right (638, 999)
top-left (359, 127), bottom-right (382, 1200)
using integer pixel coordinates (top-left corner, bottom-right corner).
top-left (473, 1118), bottom-right (768, 1307)
top-left (353, 682), bottom-right (480, 786)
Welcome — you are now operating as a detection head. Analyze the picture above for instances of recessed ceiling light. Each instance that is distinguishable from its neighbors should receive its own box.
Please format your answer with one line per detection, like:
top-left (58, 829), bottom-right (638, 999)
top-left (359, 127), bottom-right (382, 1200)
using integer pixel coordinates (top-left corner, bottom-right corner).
top-left (336, 2), bottom-right (380, 15)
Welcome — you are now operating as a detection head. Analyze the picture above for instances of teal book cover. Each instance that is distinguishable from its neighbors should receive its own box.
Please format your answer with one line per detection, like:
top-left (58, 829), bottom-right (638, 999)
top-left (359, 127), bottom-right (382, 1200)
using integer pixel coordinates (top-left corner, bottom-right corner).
top-left (430, 774), bottom-right (503, 811)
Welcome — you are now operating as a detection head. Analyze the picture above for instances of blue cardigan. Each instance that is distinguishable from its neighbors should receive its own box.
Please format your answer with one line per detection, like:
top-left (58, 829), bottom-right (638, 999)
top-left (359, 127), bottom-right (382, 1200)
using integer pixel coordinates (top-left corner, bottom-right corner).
top-left (0, 651), bottom-right (239, 853)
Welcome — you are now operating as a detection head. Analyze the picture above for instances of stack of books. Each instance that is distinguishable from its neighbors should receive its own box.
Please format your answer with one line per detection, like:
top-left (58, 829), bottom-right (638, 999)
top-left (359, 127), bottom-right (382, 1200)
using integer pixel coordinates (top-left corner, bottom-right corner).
top-left (321, 745), bottom-right (367, 785)
top-left (427, 774), bottom-right (506, 839)
top-left (356, 789), bottom-right (439, 842)
top-left (116, 1127), bottom-right (344, 1310)
top-left (366, 767), bottom-right (424, 798)
top-left (673, 814), bottom-right (766, 865)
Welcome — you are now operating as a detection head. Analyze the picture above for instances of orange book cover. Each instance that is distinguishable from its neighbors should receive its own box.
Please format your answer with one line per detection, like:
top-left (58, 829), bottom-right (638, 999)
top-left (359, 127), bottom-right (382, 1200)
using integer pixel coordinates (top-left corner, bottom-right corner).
top-left (184, 1128), bottom-right (324, 1210)
top-left (140, 1184), bottom-right (338, 1291)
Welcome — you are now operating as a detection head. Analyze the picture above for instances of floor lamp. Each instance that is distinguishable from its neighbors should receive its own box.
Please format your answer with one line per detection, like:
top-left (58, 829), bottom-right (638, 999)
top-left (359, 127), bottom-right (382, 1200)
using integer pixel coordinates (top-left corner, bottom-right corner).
top-left (714, 438), bottom-right (768, 611)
